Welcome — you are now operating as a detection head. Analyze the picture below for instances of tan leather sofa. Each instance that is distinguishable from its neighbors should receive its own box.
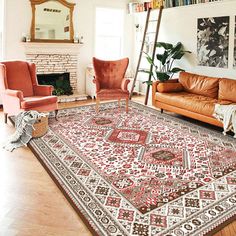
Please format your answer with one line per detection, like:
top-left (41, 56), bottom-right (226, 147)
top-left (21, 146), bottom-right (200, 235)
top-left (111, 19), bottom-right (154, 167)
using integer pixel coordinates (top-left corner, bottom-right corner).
top-left (152, 72), bottom-right (236, 127)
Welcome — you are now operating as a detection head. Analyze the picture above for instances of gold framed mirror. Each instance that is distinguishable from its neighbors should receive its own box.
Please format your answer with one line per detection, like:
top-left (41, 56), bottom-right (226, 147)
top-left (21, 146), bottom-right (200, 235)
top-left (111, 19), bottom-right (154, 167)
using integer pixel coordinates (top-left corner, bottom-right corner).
top-left (30, 0), bottom-right (75, 43)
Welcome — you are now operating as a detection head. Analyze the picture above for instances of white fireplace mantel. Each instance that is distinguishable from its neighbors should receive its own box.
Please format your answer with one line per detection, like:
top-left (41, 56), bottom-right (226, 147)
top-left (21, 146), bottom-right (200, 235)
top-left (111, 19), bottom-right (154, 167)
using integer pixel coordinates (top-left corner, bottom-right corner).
top-left (22, 42), bottom-right (83, 55)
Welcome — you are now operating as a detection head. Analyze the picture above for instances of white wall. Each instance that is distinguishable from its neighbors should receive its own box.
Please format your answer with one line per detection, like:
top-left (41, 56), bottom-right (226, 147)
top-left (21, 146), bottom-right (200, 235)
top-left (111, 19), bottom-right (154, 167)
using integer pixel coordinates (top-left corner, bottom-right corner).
top-left (148, 1), bottom-right (236, 79)
top-left (133, 0), bottom-right (236, 94)
top-left (158, 0), bottom-right (236, 79)
top-left (3, 0), bottom-right (134, 94)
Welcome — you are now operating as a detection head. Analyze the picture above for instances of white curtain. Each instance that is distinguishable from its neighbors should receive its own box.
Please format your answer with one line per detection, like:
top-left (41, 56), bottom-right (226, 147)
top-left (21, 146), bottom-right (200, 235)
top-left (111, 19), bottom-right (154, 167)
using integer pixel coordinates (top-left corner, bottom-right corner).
top-left (0, 0), bottom-right (3, 60)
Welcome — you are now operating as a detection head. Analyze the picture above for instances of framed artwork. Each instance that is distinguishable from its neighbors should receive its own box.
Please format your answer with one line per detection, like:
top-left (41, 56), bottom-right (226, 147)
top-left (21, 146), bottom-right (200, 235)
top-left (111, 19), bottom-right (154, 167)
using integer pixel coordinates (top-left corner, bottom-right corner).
top-left (197, 16), bottom-right (229, 68)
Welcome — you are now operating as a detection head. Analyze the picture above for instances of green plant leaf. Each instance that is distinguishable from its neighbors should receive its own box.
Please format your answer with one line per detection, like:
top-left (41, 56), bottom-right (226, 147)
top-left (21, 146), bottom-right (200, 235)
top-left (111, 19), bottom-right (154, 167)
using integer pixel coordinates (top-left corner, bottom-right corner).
top-left (172, 51), bottom-right (185, 59)
top-left (171, 42), bottom-right (183, 53)
top-left (143, 80), bottom-right (153, 86)
top-left (143, 51), bottom-right (155, 67)
top-left (170, 67), bottom-right (185, 73)
top-left (156, 53), bottom-right (164, 62)
top-left (156, 42), bottom-right (173, 50)
top-left (155, 72), bottom-right (170, 82)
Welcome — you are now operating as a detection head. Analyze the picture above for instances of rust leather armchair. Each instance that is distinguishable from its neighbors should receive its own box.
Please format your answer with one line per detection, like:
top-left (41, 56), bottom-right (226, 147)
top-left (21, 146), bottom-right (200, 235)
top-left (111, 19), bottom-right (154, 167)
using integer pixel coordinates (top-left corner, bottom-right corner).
top-left (0, 61), bottom-right (58, 123)
top-left (92, 57), bottom-right (130, 113)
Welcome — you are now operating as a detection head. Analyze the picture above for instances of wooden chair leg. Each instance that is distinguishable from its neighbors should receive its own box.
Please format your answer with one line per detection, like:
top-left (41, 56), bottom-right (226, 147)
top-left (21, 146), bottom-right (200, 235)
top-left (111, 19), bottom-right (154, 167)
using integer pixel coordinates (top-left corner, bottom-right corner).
top-left (4, 113), bottom-right (8, 124)
top-left (118, 99), bottom-right (121, 108)
top-left (96, 98), bottom-right (100, 113)
top-left (126, 98), bottom-right (129, 113)
top-left (55, 109), bottom-right (58, 120)
top-left (161, 109), bottom-right (163, 114)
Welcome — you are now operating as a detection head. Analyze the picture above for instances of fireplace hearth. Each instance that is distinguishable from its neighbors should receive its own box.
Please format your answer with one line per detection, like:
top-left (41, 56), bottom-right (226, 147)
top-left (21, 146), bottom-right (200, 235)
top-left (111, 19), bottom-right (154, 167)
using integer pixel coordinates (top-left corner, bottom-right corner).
top-left (37, 73), bottom-right (73, 96)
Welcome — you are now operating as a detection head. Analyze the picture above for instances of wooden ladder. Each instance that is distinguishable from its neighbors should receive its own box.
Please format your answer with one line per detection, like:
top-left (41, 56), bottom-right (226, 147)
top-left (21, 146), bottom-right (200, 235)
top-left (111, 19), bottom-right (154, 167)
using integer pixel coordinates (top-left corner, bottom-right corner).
top-left (129, 4), bottom-right (164, 105)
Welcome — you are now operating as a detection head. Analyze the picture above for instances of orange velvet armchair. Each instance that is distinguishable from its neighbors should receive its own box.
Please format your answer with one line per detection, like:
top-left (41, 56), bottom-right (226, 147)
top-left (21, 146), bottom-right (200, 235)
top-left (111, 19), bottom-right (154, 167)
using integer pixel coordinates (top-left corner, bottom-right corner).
top-left (0, 61), bottom-right (58, 123)
top-left (92, 57), bottom-right (130, 112)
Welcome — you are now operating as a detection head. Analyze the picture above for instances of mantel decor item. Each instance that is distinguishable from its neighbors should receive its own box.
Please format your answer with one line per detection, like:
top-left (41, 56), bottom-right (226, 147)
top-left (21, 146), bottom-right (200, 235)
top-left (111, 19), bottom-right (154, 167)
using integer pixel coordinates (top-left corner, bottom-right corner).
top-left (141, 42), bottom-right (191, 84)
top-left (30, 0), bottom-right (75, 43)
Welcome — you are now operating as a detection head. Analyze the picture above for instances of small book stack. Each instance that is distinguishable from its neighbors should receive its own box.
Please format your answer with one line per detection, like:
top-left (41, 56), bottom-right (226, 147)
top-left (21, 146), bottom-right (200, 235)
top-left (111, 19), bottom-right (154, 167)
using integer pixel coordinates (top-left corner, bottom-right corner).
top-left (164, 0), bottom-right (223, 8)
top-left (128, 0), bottom-right (223, 13)
top-left (128, 0), bottom-right (163, 14)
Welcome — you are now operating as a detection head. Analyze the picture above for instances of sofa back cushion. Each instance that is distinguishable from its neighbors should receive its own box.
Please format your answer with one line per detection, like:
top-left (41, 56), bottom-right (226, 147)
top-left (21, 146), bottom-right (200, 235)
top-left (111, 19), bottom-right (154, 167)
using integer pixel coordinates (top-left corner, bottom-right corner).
top-left (179, 72), bottom-right (219, 98)
top-left (219, 78), bottom-right (236, 102)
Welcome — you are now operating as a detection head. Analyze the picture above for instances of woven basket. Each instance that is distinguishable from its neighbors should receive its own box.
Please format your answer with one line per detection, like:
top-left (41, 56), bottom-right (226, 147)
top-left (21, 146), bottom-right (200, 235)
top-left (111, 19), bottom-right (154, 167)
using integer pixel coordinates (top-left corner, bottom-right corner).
top-left (32, 116), bottom-right (48, 138)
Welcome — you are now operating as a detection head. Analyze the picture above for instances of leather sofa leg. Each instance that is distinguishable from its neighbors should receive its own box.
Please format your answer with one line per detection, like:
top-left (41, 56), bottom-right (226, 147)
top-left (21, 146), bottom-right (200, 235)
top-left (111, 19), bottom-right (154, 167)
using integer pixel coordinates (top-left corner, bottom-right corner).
top-left (55, 110), bottom-right (58, 120)
top-left (4, 113), bottom-right (8, 123)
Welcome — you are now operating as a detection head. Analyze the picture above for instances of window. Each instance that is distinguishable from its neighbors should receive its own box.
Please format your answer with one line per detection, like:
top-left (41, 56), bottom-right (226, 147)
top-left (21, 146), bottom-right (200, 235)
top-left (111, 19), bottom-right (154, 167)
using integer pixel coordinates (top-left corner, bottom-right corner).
top-left (95, 7), bottom-right (124, 60)
top-left (0, 0), bottom-right (3, 60)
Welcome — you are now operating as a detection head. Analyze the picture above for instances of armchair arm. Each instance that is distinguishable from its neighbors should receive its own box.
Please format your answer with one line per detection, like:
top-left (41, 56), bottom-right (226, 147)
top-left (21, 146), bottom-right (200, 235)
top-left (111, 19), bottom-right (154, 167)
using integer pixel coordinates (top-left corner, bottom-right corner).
top-left (93, 77), bottom-right (101, 92)
top-left (33, 85), bottom-right (53, 96)
top-left (1, 89), bottom-right (24, 115)
top-left (121, 78), bottom-right (130, 91)
top-left (0, 64), bottom-right (7, 90)
top-left (4, 89), bottom-right (24, 100)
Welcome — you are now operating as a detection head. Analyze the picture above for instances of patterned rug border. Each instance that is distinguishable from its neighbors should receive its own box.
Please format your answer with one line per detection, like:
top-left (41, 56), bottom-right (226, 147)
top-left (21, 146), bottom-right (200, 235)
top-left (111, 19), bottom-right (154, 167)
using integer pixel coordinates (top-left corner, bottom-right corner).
top-left (12, 101), bottom-right (236, 236)
top-left (28, 140), bottom-right (102, 236)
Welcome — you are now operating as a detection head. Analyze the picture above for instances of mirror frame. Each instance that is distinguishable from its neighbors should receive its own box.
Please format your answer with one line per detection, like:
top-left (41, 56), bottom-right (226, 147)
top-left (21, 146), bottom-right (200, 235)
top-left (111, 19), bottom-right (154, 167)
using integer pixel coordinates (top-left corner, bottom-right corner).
top-left (30, 0), bottom-right (75, 43)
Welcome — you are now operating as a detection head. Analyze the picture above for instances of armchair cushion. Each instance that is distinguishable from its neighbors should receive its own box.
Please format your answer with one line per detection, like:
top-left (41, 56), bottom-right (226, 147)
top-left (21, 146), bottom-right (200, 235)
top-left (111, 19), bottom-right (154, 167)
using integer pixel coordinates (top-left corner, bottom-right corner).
top-left (1, 61), bottom-right (34, 97)
top-left (97, 89), bottom-right (129, 100)
top-left (93, 57), bottom-right (129, 90)
top-left (21, 96), bottom-right (58, 109)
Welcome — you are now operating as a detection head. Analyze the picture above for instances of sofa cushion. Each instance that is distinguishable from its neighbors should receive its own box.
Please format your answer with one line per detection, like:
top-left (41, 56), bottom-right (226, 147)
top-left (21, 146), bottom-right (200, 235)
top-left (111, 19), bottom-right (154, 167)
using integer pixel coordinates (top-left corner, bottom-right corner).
top-left (179, 72), bottom-right (219, 98)
top-left (155, 92), bottom-right (218, 117)
top-left (157, 82), bottom-right (184, 93)
top-left (219, 78), bottom-right (236, 102)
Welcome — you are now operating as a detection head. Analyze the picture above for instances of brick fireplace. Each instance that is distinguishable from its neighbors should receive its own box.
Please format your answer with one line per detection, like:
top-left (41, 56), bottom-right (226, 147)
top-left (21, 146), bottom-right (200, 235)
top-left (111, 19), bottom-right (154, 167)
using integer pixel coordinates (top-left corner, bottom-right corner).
top-left (26, 54), bottom-right (78, 91)
top-left (23, 42), bottom-right (82, 93)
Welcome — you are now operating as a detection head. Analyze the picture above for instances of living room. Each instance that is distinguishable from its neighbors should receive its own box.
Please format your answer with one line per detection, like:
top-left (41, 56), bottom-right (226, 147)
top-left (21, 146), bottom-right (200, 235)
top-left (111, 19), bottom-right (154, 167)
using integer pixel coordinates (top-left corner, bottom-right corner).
top-left (0, 0), bottom-right (236, 236)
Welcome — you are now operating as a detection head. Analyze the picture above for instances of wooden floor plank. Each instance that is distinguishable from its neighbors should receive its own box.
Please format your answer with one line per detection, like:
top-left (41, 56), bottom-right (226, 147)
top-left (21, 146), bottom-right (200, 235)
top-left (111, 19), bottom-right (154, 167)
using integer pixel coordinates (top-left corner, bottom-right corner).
top-left (0, 97), bottom-right (235, 236)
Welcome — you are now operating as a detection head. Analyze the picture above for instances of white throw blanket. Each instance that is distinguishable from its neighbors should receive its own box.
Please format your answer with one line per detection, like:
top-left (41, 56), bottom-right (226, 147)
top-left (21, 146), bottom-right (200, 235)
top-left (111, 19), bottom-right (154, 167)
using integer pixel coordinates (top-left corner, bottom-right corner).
top-left (213, 104), bottom-right (236, 138)
top-left (3, 111), bottom-right (47, 152)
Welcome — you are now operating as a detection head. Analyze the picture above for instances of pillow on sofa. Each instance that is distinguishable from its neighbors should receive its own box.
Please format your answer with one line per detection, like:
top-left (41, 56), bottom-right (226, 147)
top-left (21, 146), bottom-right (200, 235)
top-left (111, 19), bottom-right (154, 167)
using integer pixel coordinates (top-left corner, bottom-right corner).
top-left (157, 82), bottom-right (184, 93)
top-left (179, 72), bottom-right (219, 98)
top-left (219, 78), bottom-right (236, 102)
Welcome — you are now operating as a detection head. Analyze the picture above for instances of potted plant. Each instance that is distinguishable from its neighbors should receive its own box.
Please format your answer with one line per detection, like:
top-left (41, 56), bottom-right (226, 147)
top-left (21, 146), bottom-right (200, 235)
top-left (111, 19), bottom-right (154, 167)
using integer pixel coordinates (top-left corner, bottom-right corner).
top-left (141, 42), bottom-right (191, 85)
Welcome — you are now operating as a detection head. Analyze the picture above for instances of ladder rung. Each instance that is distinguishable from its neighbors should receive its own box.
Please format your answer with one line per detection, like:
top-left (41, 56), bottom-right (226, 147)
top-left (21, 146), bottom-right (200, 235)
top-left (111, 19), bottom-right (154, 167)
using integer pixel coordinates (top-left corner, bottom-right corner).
top-left (149, 20), bottom-right (158, 22)
top-left (139, 67), bottom-right (150, 71)
top-left (146, 32), bottom-right (156, 34)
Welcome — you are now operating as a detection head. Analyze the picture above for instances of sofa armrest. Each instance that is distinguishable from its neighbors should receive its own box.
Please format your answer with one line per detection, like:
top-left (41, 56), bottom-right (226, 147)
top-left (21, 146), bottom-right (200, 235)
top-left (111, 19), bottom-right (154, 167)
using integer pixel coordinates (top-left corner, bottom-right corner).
top-left (121, 78), bottom-right (130, 91)
top-left (93, 77), bottom-right (101, 93)
top-left (33, 85), bottom-right (53, 96)
top-left (157, 82), bottom-right (184, 93)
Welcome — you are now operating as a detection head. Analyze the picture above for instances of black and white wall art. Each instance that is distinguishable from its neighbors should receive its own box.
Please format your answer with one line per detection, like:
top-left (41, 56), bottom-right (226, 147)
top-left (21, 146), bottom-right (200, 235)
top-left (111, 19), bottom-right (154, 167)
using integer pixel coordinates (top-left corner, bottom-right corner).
top-left (197, 16), bottom-right (229, 68)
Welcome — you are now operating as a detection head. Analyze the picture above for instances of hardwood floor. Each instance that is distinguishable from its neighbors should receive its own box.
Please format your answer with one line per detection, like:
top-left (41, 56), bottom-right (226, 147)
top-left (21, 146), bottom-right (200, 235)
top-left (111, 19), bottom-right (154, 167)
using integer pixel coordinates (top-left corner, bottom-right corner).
top-left (0, 97), bottom-right (235, 236)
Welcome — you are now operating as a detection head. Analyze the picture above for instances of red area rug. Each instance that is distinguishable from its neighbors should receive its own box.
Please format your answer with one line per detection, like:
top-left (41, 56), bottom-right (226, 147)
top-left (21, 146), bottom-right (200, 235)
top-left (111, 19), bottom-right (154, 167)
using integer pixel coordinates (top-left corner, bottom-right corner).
top-left (30, 101), bottom-right (236, 236)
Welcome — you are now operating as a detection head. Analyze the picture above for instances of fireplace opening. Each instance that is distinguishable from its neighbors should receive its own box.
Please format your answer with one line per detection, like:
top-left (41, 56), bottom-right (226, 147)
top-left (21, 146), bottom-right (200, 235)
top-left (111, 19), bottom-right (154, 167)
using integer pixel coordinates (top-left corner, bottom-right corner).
top-left (37, 72), bottom-right (73, 96)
